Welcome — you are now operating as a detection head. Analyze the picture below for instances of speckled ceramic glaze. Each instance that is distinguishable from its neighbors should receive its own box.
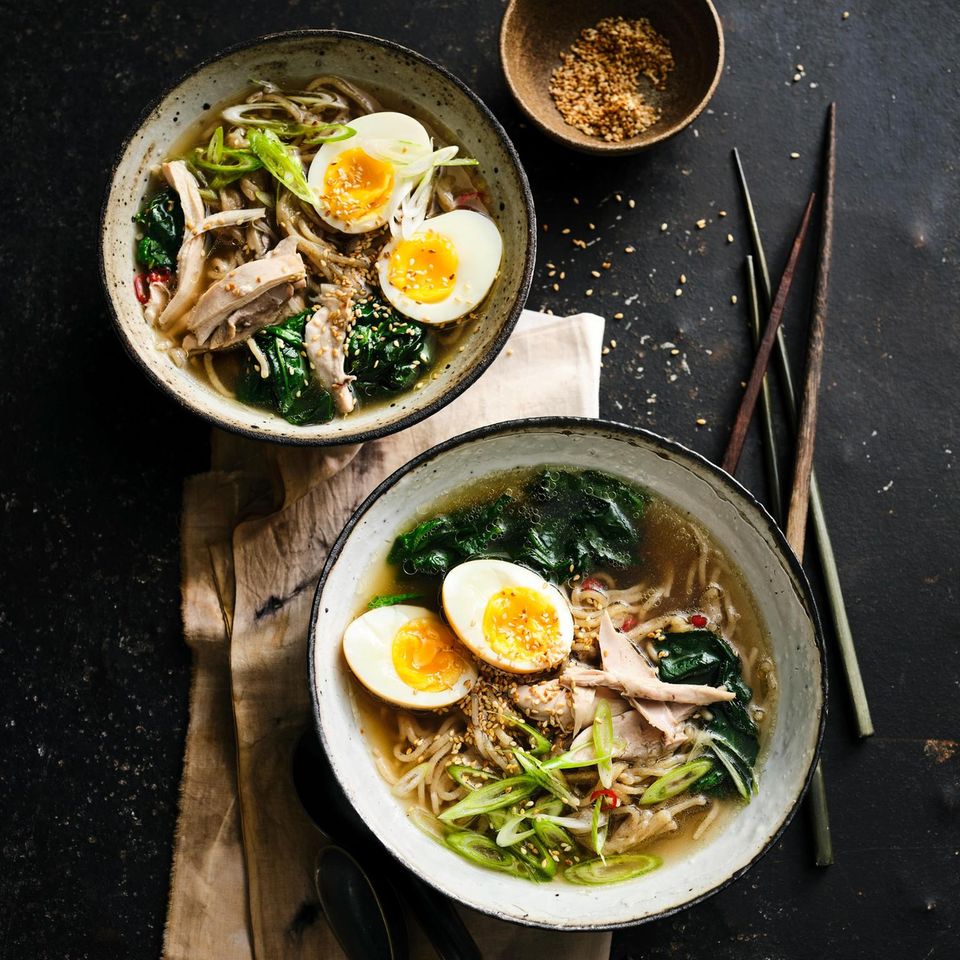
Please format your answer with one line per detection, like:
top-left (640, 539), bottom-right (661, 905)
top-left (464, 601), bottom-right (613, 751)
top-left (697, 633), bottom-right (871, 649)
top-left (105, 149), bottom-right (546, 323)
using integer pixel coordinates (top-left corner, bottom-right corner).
top-left (100, 31), bottom-right (535, 445)
top-left (309, 419), bottom-right (826, 929)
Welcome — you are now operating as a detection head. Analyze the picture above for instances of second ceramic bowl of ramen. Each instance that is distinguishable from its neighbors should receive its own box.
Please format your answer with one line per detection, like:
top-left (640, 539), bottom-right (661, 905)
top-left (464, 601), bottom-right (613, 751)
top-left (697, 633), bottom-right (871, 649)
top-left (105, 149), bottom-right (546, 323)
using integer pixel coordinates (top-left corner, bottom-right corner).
top-left (310, 418), bottom-right (825, 929)
top-left (100, 31), bottom-right (535, 445)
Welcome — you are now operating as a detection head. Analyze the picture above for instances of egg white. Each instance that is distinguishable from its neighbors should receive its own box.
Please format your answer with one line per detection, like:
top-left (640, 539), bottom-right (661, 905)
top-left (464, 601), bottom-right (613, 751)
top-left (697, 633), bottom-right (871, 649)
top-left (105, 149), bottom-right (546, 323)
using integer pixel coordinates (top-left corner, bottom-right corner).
top-left (342, 604), bottom-right (478, 708)
top-left (376, 210), bottom-right (503, 324)
top-left (441, 560), bottom-right (574, 674)
top-left (308, 112), bottom-right (431, 234)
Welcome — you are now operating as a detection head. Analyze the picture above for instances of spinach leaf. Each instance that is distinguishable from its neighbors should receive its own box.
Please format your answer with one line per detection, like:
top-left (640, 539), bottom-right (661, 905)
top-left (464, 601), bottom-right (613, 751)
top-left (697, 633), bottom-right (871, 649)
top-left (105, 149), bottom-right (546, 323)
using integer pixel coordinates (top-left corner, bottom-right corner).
top-left (388, 470), bottom-right (648, 581)
top-left (388, 494), bottom-right (515, 577)
top-left (134, 187), bottom-right (183, 269)
top-left (655, 629), bottom-right (760, 798)
top-left (367, 592), bottom-right (424, 609)
top-left (346, 298), bottom-right (435, 397)
top-left (236, 311), bottom-right (335, 426)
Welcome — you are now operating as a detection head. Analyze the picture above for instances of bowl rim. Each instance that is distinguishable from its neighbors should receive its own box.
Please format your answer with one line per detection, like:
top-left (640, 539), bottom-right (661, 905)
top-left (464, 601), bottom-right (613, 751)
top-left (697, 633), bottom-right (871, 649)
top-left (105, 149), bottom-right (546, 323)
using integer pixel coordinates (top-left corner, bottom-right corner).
top-left (98, 28), bottom-right (537, 447)
top-left (499, 0), bottom-right (725, 155)
top-left (308, 415), bottom-right (828, 929)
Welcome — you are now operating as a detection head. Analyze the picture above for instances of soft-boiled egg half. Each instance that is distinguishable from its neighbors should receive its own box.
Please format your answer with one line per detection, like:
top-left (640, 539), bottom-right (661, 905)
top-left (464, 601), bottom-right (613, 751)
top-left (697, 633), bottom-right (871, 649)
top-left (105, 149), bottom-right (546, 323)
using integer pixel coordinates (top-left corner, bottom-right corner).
top-left (343, 604), bottom-right (478, 708)
top-left (308, 112), bottom-right (431, 233)
top-left (442, 560), bottom-right (574, 674)
top-left (377, 210), bottom-right (503, 324)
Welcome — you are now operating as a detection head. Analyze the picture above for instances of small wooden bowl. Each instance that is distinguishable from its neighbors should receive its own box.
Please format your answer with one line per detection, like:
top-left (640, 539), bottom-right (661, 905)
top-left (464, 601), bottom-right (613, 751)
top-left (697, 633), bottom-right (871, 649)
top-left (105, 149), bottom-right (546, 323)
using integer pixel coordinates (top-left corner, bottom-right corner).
top-left (500, 0), bottom-right (724, 155)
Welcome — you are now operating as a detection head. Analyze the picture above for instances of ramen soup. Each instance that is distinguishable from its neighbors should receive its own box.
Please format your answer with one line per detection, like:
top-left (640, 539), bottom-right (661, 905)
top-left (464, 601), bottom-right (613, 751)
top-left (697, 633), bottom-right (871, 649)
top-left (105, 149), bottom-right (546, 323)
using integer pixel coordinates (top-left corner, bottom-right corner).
top-left (342, 468), bottom-right (778, 885)
top-left (131, 76), bottom-right (502, 426)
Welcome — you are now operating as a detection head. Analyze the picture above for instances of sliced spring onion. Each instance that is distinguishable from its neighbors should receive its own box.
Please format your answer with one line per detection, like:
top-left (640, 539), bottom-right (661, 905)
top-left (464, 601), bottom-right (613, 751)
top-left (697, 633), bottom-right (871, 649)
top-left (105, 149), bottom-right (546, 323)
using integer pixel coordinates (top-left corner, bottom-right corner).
top-left (639, 759), bottom-right (714, 806)
top-left (408, 806), bottom-right (447, 842)
top-left (501, 713), bottom-right (551, 757)
top-left (438, 157), bottom-right (479, 167)
top-left (446, 764), bottom-right (500, 790)
top-left (445, 831), bottom-right (529, 877)
top-left (495, 811), bottom-right (535, 847)
top-left (248, 129), bottom-right (317, 206)
top-left (513, 750), bottom-right (579, 807)
top-left (593, 699), bottom-right (615, 789)
top-left (221, 102), bottom-right (290, 130)
top-left (297, 122), bottom-right (356, 145)
top-left (711, 743), bottom-right (753, 801)
top-left (533, 817), bottom-right (575, 852)
top-left (206, 126), bottom-right (224, 164)
top-left (590, 796), bottom-right (607, 857)
top-left (529, 796), bottom-right (564, 818)
top-left (564, 853), bottom-right (662, 886)
top-left (542, 740), bottom-right (611, 771)
top-left (512, 835), bottom-right (557, 880)
top-left (437, 775), bottom-right (537, 822)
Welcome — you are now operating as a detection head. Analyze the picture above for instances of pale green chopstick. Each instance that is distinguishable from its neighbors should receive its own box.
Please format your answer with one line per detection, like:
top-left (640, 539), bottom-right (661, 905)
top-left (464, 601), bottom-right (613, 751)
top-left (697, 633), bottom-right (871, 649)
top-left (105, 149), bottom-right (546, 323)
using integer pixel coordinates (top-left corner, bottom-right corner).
top-left (733, 147), bottom-right (873, 741)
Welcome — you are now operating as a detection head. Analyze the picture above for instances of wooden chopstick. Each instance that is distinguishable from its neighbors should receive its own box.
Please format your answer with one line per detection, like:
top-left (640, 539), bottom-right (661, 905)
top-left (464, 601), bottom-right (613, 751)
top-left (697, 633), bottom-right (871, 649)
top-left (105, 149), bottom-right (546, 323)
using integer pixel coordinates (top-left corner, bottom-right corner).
top-left (783, 105), bottom-right (837, 867)
top-left (745, 255), bottom-right (784, 521)
top-left (721, 193), bottom-right (816, 476)
top-left (733, 139), bottom-right (873, 740)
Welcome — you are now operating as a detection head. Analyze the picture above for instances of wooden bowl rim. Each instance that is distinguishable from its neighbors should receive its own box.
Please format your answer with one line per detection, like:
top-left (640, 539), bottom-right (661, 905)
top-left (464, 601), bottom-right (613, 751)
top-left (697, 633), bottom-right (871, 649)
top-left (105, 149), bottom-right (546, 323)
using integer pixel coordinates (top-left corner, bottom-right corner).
top-left (499, 0), bottom-right (725, 155)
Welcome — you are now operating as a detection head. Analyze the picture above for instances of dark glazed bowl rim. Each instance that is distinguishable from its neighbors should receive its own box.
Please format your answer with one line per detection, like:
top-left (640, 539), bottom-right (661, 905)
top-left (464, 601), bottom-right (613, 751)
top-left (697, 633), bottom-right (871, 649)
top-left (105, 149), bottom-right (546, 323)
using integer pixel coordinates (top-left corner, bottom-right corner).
top-left (499, 0), bottom-right (725, 156)
top-left (98, 29), bottom-right (536, 447)
top-left (308, 416), bottom-right (827, 929)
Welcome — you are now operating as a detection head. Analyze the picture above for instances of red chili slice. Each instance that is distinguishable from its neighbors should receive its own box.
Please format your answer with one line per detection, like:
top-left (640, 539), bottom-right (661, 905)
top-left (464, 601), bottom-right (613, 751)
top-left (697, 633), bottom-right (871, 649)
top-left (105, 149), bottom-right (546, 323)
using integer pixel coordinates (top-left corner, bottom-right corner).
top-left (589, 788), bottom-right (620, 811)
top-left (146, 267), bottom-right (172, 285)
top-left (620, 615), bottom-right (638, 632)
top-left (580, 577), bottom-right (606, 593)
top-left (455, 190), bottom-right (480, 207)
top-left (689, 614), bottom-right (708, 628)
top-left (133, 274), bottom-right (149, 304)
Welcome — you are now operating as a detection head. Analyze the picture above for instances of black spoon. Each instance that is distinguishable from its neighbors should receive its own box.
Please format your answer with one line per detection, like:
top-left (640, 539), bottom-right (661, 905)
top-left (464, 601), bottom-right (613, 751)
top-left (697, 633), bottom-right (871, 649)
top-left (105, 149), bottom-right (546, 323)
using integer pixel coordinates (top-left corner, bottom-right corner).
top-left (292, 729), bottom-right (482, 960)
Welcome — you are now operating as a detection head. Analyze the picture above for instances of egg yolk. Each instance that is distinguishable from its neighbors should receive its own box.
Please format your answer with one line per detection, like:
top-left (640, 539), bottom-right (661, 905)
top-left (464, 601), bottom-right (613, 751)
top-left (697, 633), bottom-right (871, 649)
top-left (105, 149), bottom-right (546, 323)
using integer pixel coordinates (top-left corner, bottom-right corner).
top-left (387, 231), bottom-right (458, 303)
top-left (482, 587), bottom-right (560, 663)
top-left (392, 618), bottom-right (468, 692)
top-left (322, 147), bottom-right (394, 221)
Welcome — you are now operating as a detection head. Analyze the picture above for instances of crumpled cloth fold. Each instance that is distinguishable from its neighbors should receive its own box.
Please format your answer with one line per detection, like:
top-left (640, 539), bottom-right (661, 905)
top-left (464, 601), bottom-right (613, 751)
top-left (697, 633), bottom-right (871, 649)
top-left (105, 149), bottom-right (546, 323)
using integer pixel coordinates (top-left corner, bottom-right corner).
top-left (163, 310), bottom-right (610, 960)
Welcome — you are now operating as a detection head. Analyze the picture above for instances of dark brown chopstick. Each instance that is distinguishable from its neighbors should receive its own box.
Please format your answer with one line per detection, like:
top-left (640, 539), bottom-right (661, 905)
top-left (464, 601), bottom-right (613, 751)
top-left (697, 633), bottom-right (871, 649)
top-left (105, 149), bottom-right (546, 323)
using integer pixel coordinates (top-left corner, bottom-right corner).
top-left (721, 193), bottom-right (816, 476)
top-left (733, 137), bottom-right (873, 739)
top-left (745, 255), bottom-right (784, 521)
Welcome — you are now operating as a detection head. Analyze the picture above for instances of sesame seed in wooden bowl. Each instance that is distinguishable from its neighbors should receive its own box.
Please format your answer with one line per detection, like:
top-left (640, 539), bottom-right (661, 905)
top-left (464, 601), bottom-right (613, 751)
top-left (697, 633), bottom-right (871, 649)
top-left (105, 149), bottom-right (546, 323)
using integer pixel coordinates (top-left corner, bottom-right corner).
top-left (500, 0), bottom-right (724, 155)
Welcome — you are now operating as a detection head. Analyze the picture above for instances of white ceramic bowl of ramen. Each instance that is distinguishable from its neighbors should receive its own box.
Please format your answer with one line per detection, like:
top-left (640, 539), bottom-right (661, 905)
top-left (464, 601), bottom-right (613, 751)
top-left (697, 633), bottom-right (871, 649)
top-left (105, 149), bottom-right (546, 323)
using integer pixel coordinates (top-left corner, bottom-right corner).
top-left (310, 418), bottom-right (825, 929)
top-left (100, 31), bottom-right (535, 445)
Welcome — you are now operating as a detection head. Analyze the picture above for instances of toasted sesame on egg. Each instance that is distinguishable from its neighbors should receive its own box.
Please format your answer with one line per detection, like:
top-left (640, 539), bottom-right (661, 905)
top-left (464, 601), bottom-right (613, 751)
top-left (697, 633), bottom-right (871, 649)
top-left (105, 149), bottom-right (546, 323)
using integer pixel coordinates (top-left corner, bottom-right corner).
top-left (441, 560), bottom-right (574, 674)
top-left (376, 210), bottom-right (503, 324)
top-left (343, 604), bottom-right (478, 708)
top-left (308, 112), bottom-right (431, 234)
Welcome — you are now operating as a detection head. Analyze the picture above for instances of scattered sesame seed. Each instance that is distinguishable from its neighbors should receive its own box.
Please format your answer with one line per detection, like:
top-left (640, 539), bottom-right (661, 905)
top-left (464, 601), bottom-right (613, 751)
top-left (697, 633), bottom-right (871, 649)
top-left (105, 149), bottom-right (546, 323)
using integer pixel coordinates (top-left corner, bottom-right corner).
top-left (675, 288), bottom-right (683, 297)
top-left (572, 196), bottom-right (580, 205)
top-left (696, 417), bottom-right (707, 425)
top-left (670, 348), bottom-right (680, 356)
top-left (718, 210), bottom-right (727, 218)
top-left (610, 339), bottom-right (617, 348)
top-left (561, 227), bottom-right (571, 235)
top-left (679, 273), bottom-right (687, 284)
top-left (624, 245), bottom-right (635, 253)
top-left (591, 270), bottom-right (601, 278)
top-left (613, 311), bottom-right (624, 319)
top-left (793, 73), bottom-right (802, 82)
top-left (585, 288), bottom-right (594, 296)
top-left (628, 198), bottom-right (636, 208)
top-left (731, 295), bottom-right (738, 304)
top-left (696, 218), bottom-right (707, 229)
top-left (727, 233), bottom-right (734, 243)
top-left (660, 222), bottom-right (668, 231)
top-left (602, 346), bottom-right (610, 355)
top-left (842, 10), bottom-right (850, 19)
top-left (601, 261), bottom-right (611, 269)
top-left (790, 151), bottom-right (801, 159)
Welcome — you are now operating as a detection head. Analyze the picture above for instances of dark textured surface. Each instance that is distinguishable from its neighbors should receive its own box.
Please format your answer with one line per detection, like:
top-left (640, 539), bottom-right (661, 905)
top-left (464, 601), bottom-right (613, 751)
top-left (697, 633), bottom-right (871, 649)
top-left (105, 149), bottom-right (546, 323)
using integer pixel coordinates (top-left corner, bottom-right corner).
top-left (1, 1), bottom-right (957, 958)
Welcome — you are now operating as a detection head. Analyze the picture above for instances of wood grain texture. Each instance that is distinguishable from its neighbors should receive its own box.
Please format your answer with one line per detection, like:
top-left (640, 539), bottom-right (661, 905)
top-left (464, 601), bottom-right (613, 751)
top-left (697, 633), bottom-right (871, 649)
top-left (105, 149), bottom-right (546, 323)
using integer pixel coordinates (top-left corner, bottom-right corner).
top-left (721, 193), bottom-right (815, 475)
top-left (785, 104), bottom-right (837, 559)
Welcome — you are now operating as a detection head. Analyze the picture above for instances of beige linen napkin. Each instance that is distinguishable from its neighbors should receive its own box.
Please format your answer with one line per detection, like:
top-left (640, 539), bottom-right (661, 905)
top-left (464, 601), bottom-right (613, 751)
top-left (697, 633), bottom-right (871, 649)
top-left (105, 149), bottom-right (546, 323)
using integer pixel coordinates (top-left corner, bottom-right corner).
top-left (163, 309), bottom-right (610, 960)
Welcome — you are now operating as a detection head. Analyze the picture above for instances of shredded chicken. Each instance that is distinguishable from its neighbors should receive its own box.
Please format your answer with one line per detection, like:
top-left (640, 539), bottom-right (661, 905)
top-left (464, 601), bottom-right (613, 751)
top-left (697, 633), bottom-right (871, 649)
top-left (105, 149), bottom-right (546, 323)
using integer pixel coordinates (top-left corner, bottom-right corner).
top-left (304, 283), bottom-right (356, 413)
top-left (180, 236), bottom-right (306, 351)
top-left (157, 161), bottom-right (207, 334)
